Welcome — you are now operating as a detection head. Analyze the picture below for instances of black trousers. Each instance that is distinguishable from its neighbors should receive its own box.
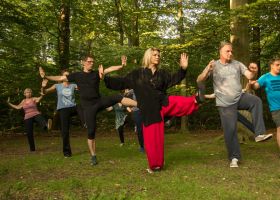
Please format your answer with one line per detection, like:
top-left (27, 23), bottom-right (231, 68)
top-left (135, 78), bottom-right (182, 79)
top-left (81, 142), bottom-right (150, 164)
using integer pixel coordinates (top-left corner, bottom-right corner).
top-left (58, 106), bottom-right (80, 156)
top-left (83, 95), bottom-right (123, 139)
top-left (24, 114), bottom-right (47, 151)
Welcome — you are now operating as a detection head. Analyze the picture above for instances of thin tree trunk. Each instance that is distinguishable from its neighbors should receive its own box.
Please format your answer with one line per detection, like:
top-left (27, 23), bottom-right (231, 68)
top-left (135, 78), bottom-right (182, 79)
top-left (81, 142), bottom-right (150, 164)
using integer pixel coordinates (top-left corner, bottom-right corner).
top-left (115, 0), bottom-right (124, 46)
top-left (58, 0), bottom-right (70, 70)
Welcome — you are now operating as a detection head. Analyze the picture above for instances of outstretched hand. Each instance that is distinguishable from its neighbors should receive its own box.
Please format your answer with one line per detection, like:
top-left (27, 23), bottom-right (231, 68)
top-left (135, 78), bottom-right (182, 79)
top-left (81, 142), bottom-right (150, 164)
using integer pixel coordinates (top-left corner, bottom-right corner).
top-left (98, 64), bottom-right (104, 79)
top-left (121, 55), bottom-right (127, 67)
top-left (39, 67), bottom-right (45, 78)
top-left (180, 53), bottom-right (189, 70)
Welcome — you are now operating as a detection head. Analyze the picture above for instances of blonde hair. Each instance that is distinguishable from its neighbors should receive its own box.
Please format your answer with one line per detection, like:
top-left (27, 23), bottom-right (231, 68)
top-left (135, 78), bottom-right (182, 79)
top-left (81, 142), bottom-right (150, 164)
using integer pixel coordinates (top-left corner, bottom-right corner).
top-left (141, 48), bottom-right (160, 68)
top-left (24, 88), bottom-right (32, 94)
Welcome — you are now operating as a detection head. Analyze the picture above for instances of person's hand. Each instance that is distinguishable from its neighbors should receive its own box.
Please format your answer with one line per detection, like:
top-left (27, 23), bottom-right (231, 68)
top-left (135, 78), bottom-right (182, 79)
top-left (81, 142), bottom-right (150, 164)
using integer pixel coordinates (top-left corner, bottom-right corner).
top-left (7, 97), bottom-right (10, 103)
top-left (98, 64), bottom-right (104, 79)
top-left (121, 55), bottom-right (127, 67)
top-left (40, 88), bottom-right (45, 96)
top-left (180, 53), bottom-right (189, 69)
top-left (41, 79), bottom-right (48, 88)
top-left (39, 67), bottom-right (45, 78)
top-left (207, 60), bottom-right (215, 72)
top-left (248, 80), bottom-right (257, 85)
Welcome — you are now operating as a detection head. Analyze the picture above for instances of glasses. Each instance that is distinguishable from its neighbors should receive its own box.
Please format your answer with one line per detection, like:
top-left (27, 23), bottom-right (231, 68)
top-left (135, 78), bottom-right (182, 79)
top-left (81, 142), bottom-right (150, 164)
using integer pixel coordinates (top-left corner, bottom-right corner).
top-left (86, 60), bottom-right (94, 63)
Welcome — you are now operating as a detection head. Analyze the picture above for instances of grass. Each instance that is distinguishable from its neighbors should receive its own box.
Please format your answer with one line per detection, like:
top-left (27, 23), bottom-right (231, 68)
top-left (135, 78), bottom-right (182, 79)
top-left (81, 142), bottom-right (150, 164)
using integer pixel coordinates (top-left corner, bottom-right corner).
top-left (0, 128), bottom-right (279, 200)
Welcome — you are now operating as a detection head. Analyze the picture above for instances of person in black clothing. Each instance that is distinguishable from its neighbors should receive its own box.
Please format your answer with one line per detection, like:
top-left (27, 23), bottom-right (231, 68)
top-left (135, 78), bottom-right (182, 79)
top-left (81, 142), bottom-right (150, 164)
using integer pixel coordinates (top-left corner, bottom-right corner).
top-left (39, 55), bottom-right (137, 165)
top-left (104, 48), bottom-right (200, 173)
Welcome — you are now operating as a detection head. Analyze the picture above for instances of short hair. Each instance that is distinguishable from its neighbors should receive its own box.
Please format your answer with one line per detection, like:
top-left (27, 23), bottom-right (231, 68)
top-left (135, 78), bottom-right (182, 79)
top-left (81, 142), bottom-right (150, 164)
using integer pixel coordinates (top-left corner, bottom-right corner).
top-left (142, 48), bottom-right (160, 68)
top-left (81, 54), bottom-right (94, 61)
top-left (219, 41), bottom-right (232, 50)
top-left (24, 88), bottom-right (32, 94)
top-left (269, 57), bottom-right (280, 66)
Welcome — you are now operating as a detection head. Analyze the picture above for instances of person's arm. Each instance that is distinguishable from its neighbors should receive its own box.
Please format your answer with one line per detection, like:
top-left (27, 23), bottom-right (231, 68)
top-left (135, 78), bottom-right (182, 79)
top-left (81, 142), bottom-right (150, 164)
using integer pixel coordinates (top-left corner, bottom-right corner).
top-left (104, 70), bottom-right (134, 90)
top-left (126, 107), bottom-right (132, 112)
top-left (33, 95), bottom-right (44, 103)
top-left (100, 56), bottom-right (127, 79)
top-left (197, 60), bottom-right (215, 82)
top-left (7, 98), bottom-right (24, 110)
top-left (106, 106), bottom-right (113, 111)
top-left (204, 93), bottom-right (216, 99)
top-left (43, 84), bottom-right (56, 94)
top-left (249, 80), bottom-right (261, 90)
top-left (39, 67), bottom-right (68, 82)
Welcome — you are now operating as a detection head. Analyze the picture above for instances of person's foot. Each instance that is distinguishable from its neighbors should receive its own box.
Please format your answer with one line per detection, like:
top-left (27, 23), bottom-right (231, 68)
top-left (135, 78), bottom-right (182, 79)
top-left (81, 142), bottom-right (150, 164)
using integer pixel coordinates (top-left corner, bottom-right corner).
top-left (146, 166), bottom-right (161, 174)
top-left (255, 134), bottom-right (273, 142)
top-left (47, 119), bottom-right (52, 131)
top-left (139, 147), bottom-right (145, 153)
top-left (64, 153), bottom-right (72, 158)
top-left (119, 143), bottom-right (124, 147)
top-left (229, 158), bottom-right (239, 168)
top-left (91, 155), bottom-right (98, 165)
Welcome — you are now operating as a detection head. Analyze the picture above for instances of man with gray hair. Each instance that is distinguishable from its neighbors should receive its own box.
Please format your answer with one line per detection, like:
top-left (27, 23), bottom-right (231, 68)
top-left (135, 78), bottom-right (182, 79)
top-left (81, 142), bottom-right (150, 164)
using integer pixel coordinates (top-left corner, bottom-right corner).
top-left (197, 41), bottom-right (272, 168)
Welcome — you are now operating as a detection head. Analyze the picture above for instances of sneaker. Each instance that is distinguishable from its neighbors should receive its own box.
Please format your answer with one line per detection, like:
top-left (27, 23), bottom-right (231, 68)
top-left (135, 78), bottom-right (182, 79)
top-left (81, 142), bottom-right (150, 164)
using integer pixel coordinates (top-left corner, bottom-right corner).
top-left (255, 134), bottom-right (273, 142)
top-left (47, 119), bottom-right (52, 131)
top-left (91, 155), bottom-right (98, 165)
top-left (146, 168), bottom-right (154, 174)
top-left (230, 158), bottom-right (239, 168)
top-left (120, 143), bottom-right (124, 147)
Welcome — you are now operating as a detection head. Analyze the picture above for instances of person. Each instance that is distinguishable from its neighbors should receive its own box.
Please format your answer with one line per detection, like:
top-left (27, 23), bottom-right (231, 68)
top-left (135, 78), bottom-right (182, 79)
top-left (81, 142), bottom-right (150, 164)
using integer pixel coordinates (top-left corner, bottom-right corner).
top-left (250, 57), bottom-right (280, 154)
top-left (127, 89), bottom-right (144, 152)
top-left (104, 47), bottom-right (201, 173)
top-left (197, 41), bottom-right (272, 168)
top-left (41, 70), bottom-right (84, 157)
top-left (107, 101), bottom-right (129, 146)
top-left (39, 55), bottom-right (137, 165)
top-left (7, 88), bottom-right (51, 151)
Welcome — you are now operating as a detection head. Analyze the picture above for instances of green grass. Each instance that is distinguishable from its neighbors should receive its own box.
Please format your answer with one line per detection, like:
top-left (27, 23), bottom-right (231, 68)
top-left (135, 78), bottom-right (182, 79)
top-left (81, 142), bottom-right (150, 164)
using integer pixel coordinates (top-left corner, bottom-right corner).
top-left (0, 129), bottom-right (279, 200)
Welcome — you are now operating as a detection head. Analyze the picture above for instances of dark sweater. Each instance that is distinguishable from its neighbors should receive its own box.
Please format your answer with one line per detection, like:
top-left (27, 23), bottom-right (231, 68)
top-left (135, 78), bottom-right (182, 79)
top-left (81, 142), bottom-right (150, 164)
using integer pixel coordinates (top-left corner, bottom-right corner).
top-left (104, 67), bottom-right (187, 126)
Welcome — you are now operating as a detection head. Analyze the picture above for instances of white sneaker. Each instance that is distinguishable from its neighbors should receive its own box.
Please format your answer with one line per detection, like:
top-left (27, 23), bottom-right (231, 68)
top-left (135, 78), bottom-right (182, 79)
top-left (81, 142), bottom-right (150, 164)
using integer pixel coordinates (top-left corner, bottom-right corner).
top-left (230, 158), bottom-right (239, 168)
top-left (255, 134), bottom-right (273, 142)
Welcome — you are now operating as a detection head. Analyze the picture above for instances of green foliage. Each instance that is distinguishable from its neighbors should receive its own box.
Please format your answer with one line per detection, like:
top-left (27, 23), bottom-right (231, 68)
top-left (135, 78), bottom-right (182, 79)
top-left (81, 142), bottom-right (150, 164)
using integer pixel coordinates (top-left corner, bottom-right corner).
top-left (1, 0), bottom-right (279, 131)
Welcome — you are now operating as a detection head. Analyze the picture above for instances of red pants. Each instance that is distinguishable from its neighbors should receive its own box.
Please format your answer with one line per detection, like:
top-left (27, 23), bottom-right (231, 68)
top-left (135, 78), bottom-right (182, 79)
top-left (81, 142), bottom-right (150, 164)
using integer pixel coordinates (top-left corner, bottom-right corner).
top-left (143, 95), bottom-right (199, 170)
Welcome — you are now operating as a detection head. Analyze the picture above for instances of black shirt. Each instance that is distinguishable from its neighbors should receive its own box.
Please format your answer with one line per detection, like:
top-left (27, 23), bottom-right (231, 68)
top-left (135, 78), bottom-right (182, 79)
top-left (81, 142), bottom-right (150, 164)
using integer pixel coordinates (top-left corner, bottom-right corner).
top-left (67, 71), bottom-right (100, 106)
top-left (104, 67), bottom-right (187, 126)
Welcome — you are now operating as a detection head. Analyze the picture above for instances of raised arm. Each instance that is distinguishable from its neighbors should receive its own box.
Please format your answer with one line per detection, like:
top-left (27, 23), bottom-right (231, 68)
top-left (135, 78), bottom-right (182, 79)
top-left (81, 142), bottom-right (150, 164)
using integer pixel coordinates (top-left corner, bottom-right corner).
top-left (7, 98), bottom-right (24, 110)
top-left (39, 67), bottom-right (67, 82)
top-left (41, 79), bottom-right (56, 95)
top-left (33, 95), bottom-right (44, 103)
top-left (197, 60), bottom-right (215, 82)
top-left (100, 55), bottom-right (127, 79)
top-left (180, 53), bottom-right (189, 70)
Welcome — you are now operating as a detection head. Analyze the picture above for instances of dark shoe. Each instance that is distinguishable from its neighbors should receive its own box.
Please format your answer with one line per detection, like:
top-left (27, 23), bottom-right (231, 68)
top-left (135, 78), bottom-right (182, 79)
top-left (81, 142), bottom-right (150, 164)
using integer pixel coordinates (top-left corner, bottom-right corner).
top-left (91, 155), bottom-right (98, 165)
top-left (64, 153), bottom-right (72, 158)
top-left (139, 147), bottom-right (145, 153)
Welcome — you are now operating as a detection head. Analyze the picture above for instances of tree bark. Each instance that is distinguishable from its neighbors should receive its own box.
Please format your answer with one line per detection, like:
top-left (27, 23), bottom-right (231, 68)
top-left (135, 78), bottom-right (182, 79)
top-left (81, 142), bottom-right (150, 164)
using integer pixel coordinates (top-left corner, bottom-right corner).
top-left (58, 0), bottom-right (70, 70)
top-left (115, 0), bottom-right (124, 46)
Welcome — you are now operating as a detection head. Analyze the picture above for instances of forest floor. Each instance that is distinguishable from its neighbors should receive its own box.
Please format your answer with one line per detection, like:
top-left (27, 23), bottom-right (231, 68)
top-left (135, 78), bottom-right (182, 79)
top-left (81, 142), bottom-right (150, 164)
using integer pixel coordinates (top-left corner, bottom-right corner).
top-left (0, 128), bottom-right (279, 200)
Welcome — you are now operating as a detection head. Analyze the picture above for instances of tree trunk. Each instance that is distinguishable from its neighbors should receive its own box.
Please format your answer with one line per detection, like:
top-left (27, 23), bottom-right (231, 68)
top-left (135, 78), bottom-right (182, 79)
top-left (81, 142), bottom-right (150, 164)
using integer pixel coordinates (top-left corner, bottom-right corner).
top-left (177, 0), bottom-right (188, 132)
top-left (58, 0), bottom-right (70, 70)
top-left (230, 0), bottom-right (253, 141)
top-left (115, 0), bottom-right (124, 46)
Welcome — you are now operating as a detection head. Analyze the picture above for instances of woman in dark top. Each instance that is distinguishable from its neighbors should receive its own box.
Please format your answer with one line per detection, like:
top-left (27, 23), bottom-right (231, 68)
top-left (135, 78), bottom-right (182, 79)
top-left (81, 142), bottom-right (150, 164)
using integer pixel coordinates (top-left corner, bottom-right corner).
top-left (104, 48), bottom-right (200, 173)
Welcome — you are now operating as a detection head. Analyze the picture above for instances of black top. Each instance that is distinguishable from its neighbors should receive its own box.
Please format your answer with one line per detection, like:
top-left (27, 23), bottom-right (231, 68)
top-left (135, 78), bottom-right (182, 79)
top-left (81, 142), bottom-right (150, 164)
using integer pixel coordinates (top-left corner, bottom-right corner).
top-left (104, 67), bottom-right (187, 126)
top-left (67, 71), bottom-right (101, 106)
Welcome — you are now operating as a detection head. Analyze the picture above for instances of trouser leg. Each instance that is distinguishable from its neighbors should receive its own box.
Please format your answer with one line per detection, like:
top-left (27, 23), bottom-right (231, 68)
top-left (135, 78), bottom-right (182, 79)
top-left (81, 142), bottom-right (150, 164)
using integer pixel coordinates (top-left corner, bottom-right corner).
top-left (218, 105), bottom-right (241, 160)
top-left (59, 108), bottom-right (72, 156)
top-left (238, 93), bottom-right (266, 136)
top-left (24, 118), bottom-right (35, 151)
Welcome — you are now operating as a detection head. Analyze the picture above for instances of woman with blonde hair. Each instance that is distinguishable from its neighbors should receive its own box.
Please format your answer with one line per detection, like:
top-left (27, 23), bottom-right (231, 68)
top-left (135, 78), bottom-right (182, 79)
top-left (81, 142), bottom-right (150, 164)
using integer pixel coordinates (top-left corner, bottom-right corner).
top-left (104, 48), bottom-right (201, 173)
top-left (7, 88), bottom-right (51, 151)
